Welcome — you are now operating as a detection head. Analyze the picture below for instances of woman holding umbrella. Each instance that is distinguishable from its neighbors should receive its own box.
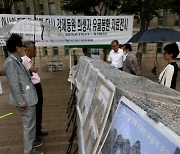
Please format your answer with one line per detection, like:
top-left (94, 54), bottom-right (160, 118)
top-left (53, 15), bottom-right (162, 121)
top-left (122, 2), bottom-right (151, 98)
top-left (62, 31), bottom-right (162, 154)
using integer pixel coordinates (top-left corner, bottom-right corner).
top-left (156, 43), bottom-right (179, 90)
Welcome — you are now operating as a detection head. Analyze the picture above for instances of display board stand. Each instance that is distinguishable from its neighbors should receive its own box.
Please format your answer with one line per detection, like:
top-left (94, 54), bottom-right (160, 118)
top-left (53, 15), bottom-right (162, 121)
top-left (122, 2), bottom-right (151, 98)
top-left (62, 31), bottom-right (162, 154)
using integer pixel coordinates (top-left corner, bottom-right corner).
top-left (66, 117), bottom-right (77, 154)
top-left (67, 85), bottom-right (77, 114)
top-left (66, 85), bottom-right (78, 154)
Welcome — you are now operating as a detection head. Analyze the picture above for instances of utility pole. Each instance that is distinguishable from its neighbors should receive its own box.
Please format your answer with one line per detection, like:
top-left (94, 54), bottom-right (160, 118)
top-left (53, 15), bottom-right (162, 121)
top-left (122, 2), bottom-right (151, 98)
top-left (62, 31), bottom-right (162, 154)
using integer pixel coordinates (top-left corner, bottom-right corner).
top-left (33, 0), bottom-right (36, 15)
top-left (33, 0), bottom-right (36, 63)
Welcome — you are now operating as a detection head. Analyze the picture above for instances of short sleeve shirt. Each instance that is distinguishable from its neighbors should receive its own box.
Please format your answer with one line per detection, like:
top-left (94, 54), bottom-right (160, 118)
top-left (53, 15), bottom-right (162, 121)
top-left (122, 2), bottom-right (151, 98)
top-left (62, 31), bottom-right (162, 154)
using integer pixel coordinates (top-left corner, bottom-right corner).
top-left (21, 56), bottom-right (40, 84)
top-left (108, 48), bottom-right (124, 68)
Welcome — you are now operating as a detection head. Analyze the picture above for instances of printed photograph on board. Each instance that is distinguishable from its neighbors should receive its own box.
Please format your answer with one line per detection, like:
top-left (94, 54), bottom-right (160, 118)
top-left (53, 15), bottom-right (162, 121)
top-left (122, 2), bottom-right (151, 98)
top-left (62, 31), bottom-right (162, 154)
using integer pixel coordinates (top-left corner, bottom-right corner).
top-left (99, 98), bottom-right (180, 154)
top-left (82, 73), bottom-right (115, 154)
top-left (75, 58), bottom-right (91, 90)
top-left (78, 66), bottom-right (98, 124)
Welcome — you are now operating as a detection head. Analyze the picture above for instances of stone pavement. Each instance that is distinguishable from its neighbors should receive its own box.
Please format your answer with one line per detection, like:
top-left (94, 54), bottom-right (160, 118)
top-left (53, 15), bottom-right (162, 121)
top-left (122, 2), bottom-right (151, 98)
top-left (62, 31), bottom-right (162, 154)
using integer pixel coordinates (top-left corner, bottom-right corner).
top-left (0, 57), bottom-right (77, 154)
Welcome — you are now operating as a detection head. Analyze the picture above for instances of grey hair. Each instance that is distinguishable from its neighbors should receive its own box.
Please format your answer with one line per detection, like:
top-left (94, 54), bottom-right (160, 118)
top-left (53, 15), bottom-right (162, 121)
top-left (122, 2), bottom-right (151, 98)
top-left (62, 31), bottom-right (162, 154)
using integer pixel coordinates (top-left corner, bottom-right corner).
top-left (24, 41), bottom-right (35, 48)
top-left (111, 40), bottom-right (119, 45)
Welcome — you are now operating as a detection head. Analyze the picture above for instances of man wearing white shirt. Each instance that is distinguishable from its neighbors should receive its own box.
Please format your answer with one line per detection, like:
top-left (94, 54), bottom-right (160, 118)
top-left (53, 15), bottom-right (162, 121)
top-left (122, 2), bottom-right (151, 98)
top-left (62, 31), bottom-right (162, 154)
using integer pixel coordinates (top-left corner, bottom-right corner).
top-left (22, 41), bottom-right (48, 142)
top-left (107, 40), bottom-right (125, 70)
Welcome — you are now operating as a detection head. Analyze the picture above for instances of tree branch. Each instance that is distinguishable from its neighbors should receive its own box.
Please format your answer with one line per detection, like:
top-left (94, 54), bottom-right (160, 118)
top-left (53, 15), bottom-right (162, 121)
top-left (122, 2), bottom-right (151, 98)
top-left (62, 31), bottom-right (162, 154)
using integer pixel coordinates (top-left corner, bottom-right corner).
top-left (93, 6), bottom-right (99, 15)
top-left (99, 2), bottom-right (105, 16)
top-left (104, 4), bottom-right (110, 15)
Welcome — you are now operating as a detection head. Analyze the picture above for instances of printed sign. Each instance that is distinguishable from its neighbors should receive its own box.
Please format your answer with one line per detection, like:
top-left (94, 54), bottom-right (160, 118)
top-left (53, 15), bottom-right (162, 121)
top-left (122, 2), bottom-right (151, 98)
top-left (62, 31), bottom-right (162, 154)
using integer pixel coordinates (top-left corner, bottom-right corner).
top-left (0, 14), bottom-right (133, 46)
top-left (77, 72), bottom-right (115, 154)
top-left (75, 57), bottom-right (92, 91)
top-left (99, 96), bottom-right (180, 154)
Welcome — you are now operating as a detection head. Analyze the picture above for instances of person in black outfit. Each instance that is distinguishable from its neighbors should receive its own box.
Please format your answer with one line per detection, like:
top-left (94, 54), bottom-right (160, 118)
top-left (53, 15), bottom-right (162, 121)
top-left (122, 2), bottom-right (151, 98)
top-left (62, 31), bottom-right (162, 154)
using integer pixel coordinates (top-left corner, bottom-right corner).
top-left (156, 43), bottom-right (179, 90)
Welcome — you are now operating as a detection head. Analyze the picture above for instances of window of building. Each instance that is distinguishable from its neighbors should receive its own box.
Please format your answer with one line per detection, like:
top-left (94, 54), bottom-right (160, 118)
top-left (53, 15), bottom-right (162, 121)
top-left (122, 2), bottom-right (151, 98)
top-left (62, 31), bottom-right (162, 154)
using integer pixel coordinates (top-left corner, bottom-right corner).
top-left (157, 9), bottom-right (164, 26)
top-left (53, 47), bottom-right (59, 55)
top-left (64, 46), bottom-right (69, 55)
top-left (39, 4), bottom-right (44, 15)
top-left (26, 7), bottom-right (30, 14)
top-left (44, 47), bottom-right (48, 56)
top-left (16, 9), bottom-right (21, 14)
top-left (61, 1), bottom-right (69, 15)
top-left (49, 3), bottom-right (56, 15)
top-left (175, 14), bottom-right (180, 26)
top-left (157, 42), bottom-right (163, 53)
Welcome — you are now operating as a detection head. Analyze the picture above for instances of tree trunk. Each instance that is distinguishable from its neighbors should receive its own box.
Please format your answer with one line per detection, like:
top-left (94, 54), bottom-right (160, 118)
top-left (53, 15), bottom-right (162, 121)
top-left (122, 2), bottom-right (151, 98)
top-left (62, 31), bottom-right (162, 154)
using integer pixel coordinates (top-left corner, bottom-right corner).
top-left (82, 48), bottom-right (91, 58)
top-left (136, 43), bottom-right (143, 75)
top-left (103, 48), bottom-right (108, 62)
top-left (136, 19), bottom-right (149, 75)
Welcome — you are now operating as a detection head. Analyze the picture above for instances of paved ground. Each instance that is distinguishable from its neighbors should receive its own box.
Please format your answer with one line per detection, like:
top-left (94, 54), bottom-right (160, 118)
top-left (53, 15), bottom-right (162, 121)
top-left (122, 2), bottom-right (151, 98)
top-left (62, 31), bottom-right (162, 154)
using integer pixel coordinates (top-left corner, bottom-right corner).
top-left (0, 55), bottom-right (179, 154)
top-left (0, 57), bottom-right (77, 154)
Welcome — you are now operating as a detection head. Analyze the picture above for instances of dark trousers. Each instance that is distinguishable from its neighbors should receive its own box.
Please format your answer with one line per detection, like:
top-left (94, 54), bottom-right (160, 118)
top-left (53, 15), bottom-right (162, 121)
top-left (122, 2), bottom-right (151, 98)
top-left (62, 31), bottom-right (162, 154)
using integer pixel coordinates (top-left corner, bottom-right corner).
top-left (34, 82), bottom-right (43, 135)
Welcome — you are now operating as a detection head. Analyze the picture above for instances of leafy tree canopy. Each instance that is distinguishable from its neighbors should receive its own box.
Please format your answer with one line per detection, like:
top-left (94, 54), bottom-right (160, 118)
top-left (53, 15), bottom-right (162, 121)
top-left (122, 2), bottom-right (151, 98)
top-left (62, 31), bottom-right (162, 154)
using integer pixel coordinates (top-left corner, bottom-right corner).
top-left (169, 0), bottom-right (180, 15)
top-left (0, 0), bottom-right (24, 14)
top-left (63, 0), bottom-right (124, 16)
top-left (120, 0), bottom-right (176, 30)
top-left (64, 0), bottom-right (176, 30)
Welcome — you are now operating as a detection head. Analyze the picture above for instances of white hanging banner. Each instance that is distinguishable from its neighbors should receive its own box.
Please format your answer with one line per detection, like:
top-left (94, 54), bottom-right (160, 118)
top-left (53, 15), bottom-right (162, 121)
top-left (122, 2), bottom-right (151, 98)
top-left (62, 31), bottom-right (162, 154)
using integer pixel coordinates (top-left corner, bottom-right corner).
top-left (0, 14), bottom-right (133, 46)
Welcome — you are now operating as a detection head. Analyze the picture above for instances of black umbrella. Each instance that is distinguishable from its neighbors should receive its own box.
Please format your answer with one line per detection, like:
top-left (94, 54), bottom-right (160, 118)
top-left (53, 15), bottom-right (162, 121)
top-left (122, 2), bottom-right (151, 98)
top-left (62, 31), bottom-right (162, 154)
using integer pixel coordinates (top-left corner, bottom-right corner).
top-left (128, 28), bottom-right (180, 76)
top-left (128, 28), bottom-right (180, 43)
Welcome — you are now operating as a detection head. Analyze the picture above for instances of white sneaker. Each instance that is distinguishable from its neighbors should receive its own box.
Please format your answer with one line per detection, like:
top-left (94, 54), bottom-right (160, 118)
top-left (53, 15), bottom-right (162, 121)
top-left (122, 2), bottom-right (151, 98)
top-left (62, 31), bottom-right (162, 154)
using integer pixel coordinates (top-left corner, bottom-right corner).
top-left (34, 142), bottom-right (43, 148)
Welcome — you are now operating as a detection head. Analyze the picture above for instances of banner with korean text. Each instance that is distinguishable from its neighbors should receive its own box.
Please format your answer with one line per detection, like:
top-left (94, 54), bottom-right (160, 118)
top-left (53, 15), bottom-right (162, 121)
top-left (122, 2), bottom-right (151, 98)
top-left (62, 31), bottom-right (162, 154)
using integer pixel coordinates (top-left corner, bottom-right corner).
top-left (0, 14), bottom-right (133, 46)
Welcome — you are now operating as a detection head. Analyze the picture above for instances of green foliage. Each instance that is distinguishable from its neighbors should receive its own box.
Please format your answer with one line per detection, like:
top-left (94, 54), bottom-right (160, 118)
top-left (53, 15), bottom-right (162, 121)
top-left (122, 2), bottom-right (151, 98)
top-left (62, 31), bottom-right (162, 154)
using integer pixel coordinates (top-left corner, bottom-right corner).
top-left (0, 0), bottom-right (24, 14)
top-left (64, 0), bottom-right (176, 30)
top-left (169, 0), bottom-right (180, 15)
top-left (120, 0), bottom-right (173, 30)
top-left (63, 0), bottom-right (124, 15)
top-left (63, 0), bottom-right (96, 15)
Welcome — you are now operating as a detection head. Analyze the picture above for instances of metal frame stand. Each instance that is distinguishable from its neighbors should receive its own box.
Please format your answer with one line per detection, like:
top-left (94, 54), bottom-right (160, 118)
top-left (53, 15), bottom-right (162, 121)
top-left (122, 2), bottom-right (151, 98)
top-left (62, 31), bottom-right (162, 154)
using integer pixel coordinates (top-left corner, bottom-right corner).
top-left (66, 85), bottom-right (78, 154)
